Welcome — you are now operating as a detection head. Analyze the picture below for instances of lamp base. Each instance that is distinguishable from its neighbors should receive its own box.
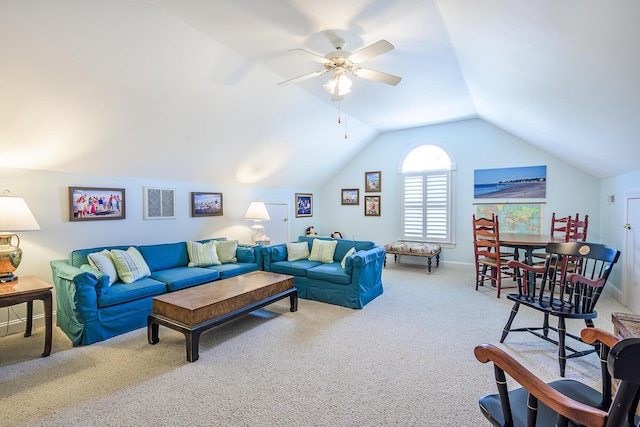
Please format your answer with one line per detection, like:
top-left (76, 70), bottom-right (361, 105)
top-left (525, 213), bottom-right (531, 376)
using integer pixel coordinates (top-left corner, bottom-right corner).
top-left (0, 233), bottom-right (22, 279)
top-left (0, 273), bottom-right (18, 283)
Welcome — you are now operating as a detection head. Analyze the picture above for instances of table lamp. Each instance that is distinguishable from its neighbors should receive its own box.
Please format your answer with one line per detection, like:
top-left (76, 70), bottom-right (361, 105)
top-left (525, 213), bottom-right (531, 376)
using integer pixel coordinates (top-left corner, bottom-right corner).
top-left (243, 200), bottom-right (270, 244)
top-left (0, 193), bottom-right (41, 282)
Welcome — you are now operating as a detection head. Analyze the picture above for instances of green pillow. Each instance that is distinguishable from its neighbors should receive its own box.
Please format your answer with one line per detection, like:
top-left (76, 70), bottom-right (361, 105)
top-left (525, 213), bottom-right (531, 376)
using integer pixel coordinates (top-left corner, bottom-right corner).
top-left (341, 247), bottom-right (356, 268)
top-left (286, 242), bottom-right (310, 261)
top-left (110, 247), bottom-right (151, 284)
top-left (215, 240), bottom-right (238, 263)
top-left (87, 249), bottom-right (119, 285)
top-left (308, 239), bottom-right (338, 263)
top-left (186, 240), bottom-right (220, 267)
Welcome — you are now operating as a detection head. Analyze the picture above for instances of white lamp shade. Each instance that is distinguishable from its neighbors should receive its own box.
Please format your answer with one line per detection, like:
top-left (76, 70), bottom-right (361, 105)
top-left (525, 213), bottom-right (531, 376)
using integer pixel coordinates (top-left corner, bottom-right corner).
top-left (243, 201), bottom-right (270, 221)
top-left (0, 196), bottom-right (41, 232)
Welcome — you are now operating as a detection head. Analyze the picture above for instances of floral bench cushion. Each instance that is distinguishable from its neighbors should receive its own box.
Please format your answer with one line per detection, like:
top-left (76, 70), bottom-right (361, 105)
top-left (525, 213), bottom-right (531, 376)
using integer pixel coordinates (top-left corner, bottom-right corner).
top-left (384, 242), bottom-right (441, 256)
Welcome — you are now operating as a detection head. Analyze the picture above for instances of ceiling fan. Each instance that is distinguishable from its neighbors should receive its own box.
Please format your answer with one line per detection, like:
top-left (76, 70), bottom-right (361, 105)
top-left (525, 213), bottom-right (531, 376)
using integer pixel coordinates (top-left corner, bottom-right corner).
top-left (277, 38), bottom-right (402, 101)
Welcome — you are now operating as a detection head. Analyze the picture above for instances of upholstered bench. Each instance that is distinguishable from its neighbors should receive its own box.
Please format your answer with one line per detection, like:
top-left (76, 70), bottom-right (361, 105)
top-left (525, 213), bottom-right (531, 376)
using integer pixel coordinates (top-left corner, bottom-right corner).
top-left (384, 242), bottom-right (441, 272)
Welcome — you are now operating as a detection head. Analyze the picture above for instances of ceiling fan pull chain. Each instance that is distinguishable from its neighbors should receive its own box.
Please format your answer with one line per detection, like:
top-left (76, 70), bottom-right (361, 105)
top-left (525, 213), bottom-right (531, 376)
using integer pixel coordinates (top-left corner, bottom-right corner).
top-left (344, 98), bottom-right (348, 139)
top-left (338, 101), bottom-right (341, 124)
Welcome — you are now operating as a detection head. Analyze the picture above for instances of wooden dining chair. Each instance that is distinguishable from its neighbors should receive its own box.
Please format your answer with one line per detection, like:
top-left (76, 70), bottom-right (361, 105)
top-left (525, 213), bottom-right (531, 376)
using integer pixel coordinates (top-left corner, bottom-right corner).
top-left (475, 328), bottom-right (640, 427)
top-left (531, 212), bottom-right (579, 261)
top-left (473, 214), bottom-right (517, 298)
top-left (500, 241), bottom-right (621, 376)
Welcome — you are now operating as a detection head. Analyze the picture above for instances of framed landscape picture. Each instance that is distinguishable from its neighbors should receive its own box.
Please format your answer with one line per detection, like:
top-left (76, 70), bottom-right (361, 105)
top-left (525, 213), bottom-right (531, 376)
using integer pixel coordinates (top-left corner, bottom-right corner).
top-left (365, 171), bottom-right (381, 192)
top-left (295, 193), bottom-right (313, 217)
top-left (69, 187), bottom-right (126, 221)
top-left (365, 195), bottom-right (381, 216)
top-left (341, 188), bottom-right (359, 205)
top-left (191, 192), bottom-right (223, 217)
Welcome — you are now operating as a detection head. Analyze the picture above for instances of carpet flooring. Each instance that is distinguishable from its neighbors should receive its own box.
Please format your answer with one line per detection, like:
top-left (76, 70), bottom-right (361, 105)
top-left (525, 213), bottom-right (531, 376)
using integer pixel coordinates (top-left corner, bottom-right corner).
top-left (0, 262), bottom-right (630, 426)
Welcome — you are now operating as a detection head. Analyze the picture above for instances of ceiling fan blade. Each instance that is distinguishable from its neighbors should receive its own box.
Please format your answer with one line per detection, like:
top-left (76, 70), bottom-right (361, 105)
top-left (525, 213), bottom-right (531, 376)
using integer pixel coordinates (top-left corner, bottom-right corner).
top-left (348, 40), bottom-right (394, 64)
top-left (277, 70), bottom-right (327, 86)
top-left (288, 48), bottom-right (332, 64)
top-left (353, 68), bottom-right (402, 86)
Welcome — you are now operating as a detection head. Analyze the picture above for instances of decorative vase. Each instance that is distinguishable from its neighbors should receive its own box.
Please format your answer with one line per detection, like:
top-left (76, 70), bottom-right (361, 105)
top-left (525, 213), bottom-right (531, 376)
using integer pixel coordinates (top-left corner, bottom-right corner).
top-left (0, 234), bottom-right (22, 280)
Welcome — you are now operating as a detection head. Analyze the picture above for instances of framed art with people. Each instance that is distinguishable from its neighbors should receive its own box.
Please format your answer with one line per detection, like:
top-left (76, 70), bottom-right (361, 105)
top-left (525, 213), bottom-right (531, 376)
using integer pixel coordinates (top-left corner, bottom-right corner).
top-left (69, 187), bottom-right (126, 221)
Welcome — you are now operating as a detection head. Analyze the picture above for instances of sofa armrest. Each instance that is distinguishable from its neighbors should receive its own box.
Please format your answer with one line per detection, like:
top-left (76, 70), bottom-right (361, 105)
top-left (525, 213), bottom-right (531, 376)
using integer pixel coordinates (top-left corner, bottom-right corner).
top-left (351, 246), bottom-right (386, 288)
top-left (261, 244), bottom-right (287, 272)
top-left (237, 243), bottom-right (263, 270)
top-left (50, 260), bottom-right (101, 326)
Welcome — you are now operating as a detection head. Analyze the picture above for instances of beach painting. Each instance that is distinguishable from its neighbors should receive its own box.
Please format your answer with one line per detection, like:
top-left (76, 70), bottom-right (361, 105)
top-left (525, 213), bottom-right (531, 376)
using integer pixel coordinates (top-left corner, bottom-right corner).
top-left (474, 165), bottom-right (546, 199)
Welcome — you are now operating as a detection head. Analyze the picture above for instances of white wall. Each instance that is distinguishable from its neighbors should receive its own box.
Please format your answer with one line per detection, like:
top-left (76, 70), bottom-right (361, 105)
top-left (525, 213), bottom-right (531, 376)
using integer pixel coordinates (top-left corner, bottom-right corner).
top-left (600, 169), bottom-right (640, 295)
top-left (318, 118), bottom-right (602, 265)
top-left (0, 166), bottom-right (317, 325)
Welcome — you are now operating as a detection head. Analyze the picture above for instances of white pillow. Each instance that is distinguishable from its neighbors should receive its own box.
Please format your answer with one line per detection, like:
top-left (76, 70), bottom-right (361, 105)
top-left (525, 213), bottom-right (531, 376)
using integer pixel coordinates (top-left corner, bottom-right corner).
top-left (308, 239), bottom-right (338, 263)
top-left (186, 241), bottom-right (220, 267)
top-left (341, 247), bottom-right (356, 268)
top-left (214, 240), bottom-right (238, 264)
top-left (87, 250), bottom-right (119, 286)
top-left (286, 242), bottom-right (310, 261)
top-left (110, 247), bottom-right (151, 284)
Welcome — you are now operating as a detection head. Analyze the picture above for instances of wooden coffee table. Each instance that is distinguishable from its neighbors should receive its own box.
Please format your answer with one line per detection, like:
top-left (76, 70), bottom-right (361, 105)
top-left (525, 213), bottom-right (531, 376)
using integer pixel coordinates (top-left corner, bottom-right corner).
top-left (147, 271), bottom-right (297, 362)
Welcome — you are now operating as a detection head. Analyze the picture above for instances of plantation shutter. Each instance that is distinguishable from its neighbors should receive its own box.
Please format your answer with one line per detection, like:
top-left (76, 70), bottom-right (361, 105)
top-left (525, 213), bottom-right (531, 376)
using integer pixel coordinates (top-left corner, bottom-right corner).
top-left (401, 170), bottom-right (450, 242)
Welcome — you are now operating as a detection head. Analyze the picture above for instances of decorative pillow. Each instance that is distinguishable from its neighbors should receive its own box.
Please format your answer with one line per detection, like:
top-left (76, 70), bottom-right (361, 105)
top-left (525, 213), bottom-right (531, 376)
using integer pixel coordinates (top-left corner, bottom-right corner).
top-left (286, 242), bottom-right (310, 261)
top-left (186, 240), bottom-right (220, 267)
top-left (308, 239), bottom-right (338, 263)
top-left (236, 246), bottom-right (255, 263)
top-left (341, 247), bottom-right (356, 268)
top-left (215, 240), bottom-right (238, 263)
top-left (271, 245), bottom-right (286, 262)
top-left (87, 249), bottom-right (119, 286)
top-left (110, 247), bottom-right (151, 284)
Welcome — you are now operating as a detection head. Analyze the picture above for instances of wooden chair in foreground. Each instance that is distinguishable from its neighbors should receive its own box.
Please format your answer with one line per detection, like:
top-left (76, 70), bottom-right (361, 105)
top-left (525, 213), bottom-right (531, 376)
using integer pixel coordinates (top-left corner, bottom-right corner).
top-left (473, 214), bottom-right (517, 298)
top-left (501, 241), bottom-right (621, 377)
top-left (475, 328), bottom-right (640, 427)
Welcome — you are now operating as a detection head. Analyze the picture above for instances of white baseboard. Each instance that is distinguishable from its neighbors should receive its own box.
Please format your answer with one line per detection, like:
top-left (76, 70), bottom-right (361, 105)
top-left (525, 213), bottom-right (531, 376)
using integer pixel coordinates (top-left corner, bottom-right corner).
top-left (0, 311), bottom-right (53, 337)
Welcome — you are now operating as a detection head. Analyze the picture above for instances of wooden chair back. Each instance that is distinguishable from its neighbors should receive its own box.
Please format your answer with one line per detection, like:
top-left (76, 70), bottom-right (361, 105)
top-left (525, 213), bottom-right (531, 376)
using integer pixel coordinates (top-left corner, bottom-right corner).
top-left (476, 328), bottom-right (640, 427)
top-left (550, 212), bottom-right (578, 236)
top-left (566, 214), bottom-right (589, 242)
top-left (472, 214), bottom-right (501, 264)
top-left (518, 241), bottom-right (619, 307)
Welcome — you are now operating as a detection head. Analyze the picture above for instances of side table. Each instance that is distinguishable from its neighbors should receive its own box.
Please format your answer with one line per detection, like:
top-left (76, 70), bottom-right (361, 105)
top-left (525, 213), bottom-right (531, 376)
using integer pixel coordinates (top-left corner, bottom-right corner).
top-left (611, 312), bottom-right (640, 417)
top-left (0, 275), bottom-right (53, 357)
top-left (612, 312), bottom-right (640, 339)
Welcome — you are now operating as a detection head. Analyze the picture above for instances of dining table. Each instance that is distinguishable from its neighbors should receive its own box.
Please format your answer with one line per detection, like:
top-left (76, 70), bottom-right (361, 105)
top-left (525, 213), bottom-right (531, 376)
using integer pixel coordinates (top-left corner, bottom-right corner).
top-left (499, 233), bottom-right (566, 265)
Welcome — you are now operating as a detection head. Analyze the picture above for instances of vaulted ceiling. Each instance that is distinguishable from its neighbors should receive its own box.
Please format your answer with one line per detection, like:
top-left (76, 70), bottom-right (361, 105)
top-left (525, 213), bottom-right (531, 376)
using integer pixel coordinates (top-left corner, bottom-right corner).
top-left (1, 1), bottom-right (639, 189)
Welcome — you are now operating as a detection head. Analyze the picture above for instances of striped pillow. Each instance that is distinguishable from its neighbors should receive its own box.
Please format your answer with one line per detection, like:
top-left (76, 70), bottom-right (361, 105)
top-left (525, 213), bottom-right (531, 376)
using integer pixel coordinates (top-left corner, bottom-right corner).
top-left (308, 239), bottom-right (338, 263)
top-left (186, 240), bottom-right (220, 267)
top-left (110, 247), bottom-right (151, 284)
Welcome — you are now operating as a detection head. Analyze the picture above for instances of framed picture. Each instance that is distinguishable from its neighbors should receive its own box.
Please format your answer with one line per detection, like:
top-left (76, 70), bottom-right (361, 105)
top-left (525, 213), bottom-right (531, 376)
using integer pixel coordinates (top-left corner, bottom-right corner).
top-left (341, 188), bottom-right (359, 205)
top-left (474, 165), bottom-right (547, 199)
top-left (295, 193), bottom-right (313, 218)
top-left (69, 187), bottom-right (126, 221)
top-left (144, 187), bottom-right (176, 220)
top-left (191, 192), bottom-right (223, 217)
top-left (365, 195), bottom-right (381, 216)
top-left (365, 171), bottom-right (381, 192)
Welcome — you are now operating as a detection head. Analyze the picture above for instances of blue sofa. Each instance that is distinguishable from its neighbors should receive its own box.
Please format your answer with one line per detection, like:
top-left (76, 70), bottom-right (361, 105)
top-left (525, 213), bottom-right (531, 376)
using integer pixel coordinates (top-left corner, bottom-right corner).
top-left (261, 236), bottom-right (385, 309)
top-left (50, 238), bottom-right (262, 346)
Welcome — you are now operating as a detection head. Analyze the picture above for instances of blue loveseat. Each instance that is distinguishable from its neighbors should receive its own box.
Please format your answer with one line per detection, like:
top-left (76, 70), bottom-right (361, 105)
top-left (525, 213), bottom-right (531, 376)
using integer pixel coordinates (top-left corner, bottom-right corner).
top-left (50, 238), bottom-right (261, 346)
top-left (261, 236), bottom-right (385, 309)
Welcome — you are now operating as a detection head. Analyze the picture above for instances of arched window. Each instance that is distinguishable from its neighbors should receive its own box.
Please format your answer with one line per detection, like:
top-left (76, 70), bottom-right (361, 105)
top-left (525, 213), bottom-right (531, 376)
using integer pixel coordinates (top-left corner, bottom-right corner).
top-left (400, 145), bottom-right (454, 243)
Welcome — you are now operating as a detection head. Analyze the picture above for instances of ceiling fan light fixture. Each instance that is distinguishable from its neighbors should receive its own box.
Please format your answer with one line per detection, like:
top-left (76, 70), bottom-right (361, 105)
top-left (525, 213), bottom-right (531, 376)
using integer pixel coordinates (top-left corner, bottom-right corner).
top-left (323, 77), bottom-right (337, 94)
top-left (337, 74), bottom-right (352, 95)
top-left (323, 74), bottom-right (352, 96)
